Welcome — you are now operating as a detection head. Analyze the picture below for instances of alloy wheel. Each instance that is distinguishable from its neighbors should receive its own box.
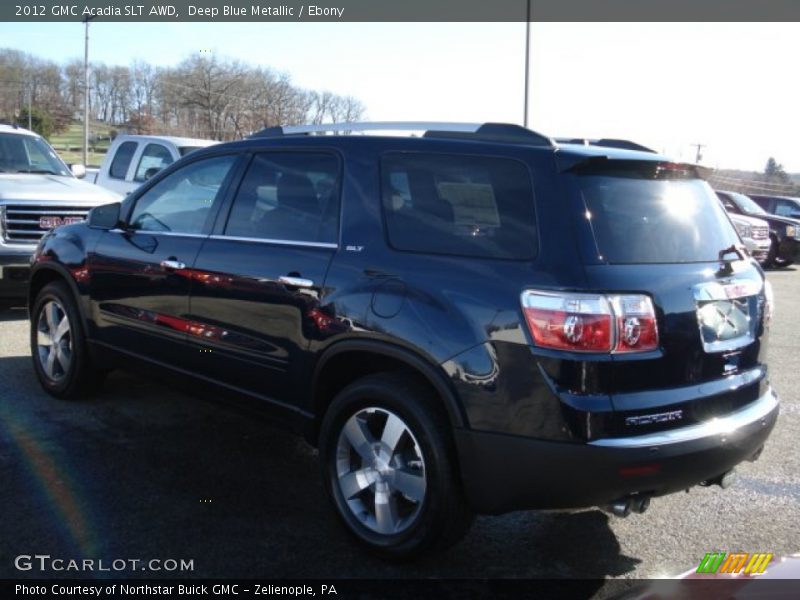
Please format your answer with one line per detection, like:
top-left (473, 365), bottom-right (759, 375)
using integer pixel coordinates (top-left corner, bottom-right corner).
top-left (335, 407), bottom-right (427, 535)
top-left (36, 299), bottom-right (73, 382)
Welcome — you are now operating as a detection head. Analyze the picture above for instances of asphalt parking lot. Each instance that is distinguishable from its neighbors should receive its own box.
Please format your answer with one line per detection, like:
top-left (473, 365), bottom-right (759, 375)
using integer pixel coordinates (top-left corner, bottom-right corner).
top-left (1, 269), bottom-right (798, 582)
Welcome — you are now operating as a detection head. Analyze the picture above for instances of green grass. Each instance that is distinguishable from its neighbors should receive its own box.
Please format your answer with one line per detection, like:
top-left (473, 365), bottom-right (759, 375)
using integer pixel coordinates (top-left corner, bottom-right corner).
top-left (50, 121), bottom-right (113, 168)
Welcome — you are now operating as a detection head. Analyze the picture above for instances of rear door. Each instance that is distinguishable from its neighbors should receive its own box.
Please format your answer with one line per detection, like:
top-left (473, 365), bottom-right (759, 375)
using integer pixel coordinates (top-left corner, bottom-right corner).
top-left (185, 151), bottom-right (341, 406)
top-left (89, 153), bottom-right (240, 366)
top-left (569, 161), bottom-right (770, 433)
top-left (131, 142), bottom-right (176, 186)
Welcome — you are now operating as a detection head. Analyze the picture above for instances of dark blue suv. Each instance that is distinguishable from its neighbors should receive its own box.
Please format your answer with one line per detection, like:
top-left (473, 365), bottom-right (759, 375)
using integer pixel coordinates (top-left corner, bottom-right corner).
top-left (28, 123), bottom-right (779, 558)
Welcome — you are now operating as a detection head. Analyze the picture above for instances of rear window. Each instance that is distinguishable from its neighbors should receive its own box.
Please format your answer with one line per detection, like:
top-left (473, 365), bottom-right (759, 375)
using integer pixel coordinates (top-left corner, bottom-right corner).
top-left (578, 167), bottom-right (740, 264)
top-left (381, 153), bottom-right (537, 260)
top-left (109, 141), bottom-right (137, 179)
top-left (179, 146), bottom-right (204, 157)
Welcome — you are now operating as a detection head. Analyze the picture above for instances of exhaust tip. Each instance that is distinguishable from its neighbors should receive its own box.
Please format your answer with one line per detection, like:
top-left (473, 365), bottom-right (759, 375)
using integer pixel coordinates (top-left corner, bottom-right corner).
top-left (702, 469), bottom-right (737, 489)
top-left (719, 469), bottom-right (737, 489)
top-left (603, 499), bottom-right (632, 518)
top-left (602, 495), bottom-right (652, 517)
top-left (631, 496), bottom-right (651, 514)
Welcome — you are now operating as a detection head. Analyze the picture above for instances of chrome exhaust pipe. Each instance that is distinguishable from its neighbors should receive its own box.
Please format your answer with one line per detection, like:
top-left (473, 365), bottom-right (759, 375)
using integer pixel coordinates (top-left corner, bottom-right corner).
top-left (631, 496), bottom-right (650, 514)
top-left (602, 495), bottom-right (651, 517)
top-left (603, 499), bottom-right (632, 518)
top-left (701, 469), bottom-right (737, 489)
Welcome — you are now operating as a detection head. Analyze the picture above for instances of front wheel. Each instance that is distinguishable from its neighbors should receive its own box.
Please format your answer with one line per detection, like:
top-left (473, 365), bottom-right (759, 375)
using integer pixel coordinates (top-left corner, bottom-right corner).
top-left (319, 373), bottom-right (473, 559)
top-left (30, 281), bottom-right (104, 399)
top-left (765, 238), bottom-right (793, 268)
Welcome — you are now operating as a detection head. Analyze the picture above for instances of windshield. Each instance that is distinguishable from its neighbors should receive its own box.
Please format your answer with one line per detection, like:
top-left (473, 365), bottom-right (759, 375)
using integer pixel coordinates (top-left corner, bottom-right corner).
top-left (731, 192), bottom-right (767, 215)
top-left (0, 132), bottom-right (71, 176)
top-left (577, 169), bottom-right (741, 264)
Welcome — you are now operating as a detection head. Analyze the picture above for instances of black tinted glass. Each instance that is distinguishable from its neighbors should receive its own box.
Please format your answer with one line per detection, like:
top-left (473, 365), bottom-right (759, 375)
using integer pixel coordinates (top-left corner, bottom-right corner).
top-left (129, 155), bottom-right (236, 234)
top-left (579, 171), bottom-right (741, 264)
top-left (110, 141), bottom-right (137, 179)
top-left (225, 153), bottom-right (340, 244)
top-left (381, 153), bottom-right (537, 260)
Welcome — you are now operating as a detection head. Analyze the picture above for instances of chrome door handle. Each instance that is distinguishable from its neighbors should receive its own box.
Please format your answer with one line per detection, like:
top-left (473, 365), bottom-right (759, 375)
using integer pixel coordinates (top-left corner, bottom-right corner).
top-left (160, 260), bottom-right (186, 270)
top-left (279, 275), bottom-right (314, 288)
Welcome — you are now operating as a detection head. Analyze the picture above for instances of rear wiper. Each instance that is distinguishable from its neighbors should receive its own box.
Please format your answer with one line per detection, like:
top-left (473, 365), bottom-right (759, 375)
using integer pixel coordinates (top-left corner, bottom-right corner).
top-left (717, 245), bottom-right (746, 275)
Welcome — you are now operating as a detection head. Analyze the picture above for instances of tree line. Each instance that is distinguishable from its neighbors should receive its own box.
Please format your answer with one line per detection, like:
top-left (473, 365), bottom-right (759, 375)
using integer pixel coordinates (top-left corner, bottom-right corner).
top-left (0, 48), bottom-right (366, 140)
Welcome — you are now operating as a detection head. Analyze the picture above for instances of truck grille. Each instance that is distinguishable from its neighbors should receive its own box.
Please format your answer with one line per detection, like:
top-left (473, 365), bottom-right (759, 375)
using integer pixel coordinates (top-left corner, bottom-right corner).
top-left (1, 204), bottom-right (90, 244)
top-left (752, 225), bottom-right (769, 240)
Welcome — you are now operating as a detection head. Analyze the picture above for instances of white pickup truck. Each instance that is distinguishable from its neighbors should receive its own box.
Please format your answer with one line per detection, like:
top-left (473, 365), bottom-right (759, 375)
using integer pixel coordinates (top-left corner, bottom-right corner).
top-left (92, 134), bottom-right (217, 195)
top-left (0, 124), bottom-right (121, 302)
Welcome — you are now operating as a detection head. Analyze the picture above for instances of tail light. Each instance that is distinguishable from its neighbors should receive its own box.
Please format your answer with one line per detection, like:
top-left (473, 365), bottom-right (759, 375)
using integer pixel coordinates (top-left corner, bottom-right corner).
top-left (521, 290), bottom-right (659, 354)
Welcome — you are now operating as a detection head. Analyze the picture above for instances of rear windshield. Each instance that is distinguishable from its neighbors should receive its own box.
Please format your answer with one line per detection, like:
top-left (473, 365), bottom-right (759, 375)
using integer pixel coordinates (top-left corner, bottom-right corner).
top-left (381, 153), bottom-right (537, 260)
top-left (577, 167), bottom-right (740, 264)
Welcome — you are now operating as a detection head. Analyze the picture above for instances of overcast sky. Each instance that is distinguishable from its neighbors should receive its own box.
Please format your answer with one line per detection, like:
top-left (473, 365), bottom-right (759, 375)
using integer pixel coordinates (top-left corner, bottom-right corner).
top-left (1, 22), bottom-right (797, 172)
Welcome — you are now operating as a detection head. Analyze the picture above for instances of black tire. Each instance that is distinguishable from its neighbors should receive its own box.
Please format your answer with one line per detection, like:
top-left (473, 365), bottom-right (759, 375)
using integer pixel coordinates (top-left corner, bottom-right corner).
top-left (30, 281), bottom-right (104, 399)
top-left (319, 372), bottom-right (473, 560)
top-left (765, 238), bottom-right (793, 268)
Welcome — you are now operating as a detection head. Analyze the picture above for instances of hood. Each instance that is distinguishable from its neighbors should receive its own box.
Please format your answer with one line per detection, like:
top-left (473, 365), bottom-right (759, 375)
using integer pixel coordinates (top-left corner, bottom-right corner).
top-left (728, 213), bottom-right (769, 228)
top-left (0, 173), bottom-right (122, 203)
top-left (742, 209), bottom-right (800, 228)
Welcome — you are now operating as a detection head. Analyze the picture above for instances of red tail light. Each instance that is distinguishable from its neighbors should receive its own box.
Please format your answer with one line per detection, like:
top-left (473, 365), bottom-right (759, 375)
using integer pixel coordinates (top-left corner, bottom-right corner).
top-left (521, 291), bottom-right (659, 354)
top-left (610, 295), bottom-right (659, 353)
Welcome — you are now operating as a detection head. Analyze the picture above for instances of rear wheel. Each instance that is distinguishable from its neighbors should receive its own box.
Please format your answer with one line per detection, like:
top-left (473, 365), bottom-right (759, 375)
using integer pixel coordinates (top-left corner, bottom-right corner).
top-left (30, 281), bottom-right (104, 399)
top-left (319, 372), bottom-right (473, 559)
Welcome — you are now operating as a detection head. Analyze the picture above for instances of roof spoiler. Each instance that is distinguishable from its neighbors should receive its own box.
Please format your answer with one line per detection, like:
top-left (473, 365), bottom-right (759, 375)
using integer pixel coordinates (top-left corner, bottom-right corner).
top-left (558, 154), bottom-right (710, 180)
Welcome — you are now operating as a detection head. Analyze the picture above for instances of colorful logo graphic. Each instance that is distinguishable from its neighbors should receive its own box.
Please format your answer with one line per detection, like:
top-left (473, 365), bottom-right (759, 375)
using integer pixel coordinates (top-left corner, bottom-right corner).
top-left (696, 552), bottom-right (774, 575)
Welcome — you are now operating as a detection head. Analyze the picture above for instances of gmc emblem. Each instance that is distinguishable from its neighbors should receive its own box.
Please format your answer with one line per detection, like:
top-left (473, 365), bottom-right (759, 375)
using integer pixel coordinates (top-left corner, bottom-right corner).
top-left (39, 216), bottom-right (84, 229)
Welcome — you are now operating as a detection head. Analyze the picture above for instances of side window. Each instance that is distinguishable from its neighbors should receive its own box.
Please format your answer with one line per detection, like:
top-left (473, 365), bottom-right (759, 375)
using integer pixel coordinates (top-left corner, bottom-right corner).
top-left (134, 143), bottom-right (174, 182)
top-left (128, 155), bottom-right (236, 234)
top-left (381, 153), bottom-right (538, 259)
top-left (109, 141), bottom-right (137, 179)
top-left (224, 152), bottom-right (339, 244)
top-left (775, 199), bottom-right (800, 217)
top-left (719, 196), bottom-right (736, 211)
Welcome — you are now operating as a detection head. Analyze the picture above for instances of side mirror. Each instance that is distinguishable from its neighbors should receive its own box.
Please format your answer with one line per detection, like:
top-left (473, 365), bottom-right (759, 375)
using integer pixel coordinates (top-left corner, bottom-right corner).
top-left (144, 167), bottom-right (161, 181)
top-left (70, 164), bottom-right (87, 179)
top-left (87, 202), bottom-right (121, 230)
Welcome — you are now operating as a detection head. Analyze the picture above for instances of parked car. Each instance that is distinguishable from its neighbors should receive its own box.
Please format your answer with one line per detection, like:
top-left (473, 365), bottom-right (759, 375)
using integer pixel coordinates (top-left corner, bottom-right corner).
top-left (716, 190), bottom-right (800, 267)
top-left (29, 122), bottom-right (779, 558)
top-left (0, 124), bottom-right (120, 302)
top-left (93, 134), bottom-right (217, 195)
top-left (725, 213), bottom-right (771, 265)
top-left (748, 194), bottom-right (800, 220)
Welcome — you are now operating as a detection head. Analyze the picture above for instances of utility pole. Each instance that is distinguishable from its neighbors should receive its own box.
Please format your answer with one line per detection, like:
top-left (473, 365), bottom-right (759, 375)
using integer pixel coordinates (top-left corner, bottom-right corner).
top-left (523, 0), bottom-right (531, 127)
top-left (692, 143), bottom-right (705, 164)
top-left (27, 87), bottom-right (32, 130)
top-left (83, 16), bottom-right (95, 166)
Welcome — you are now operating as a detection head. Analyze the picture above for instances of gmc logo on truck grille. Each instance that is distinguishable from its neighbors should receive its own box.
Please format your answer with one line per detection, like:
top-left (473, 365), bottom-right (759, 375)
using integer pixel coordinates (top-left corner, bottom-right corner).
top-left (39, 216), bottom-right (84, 229)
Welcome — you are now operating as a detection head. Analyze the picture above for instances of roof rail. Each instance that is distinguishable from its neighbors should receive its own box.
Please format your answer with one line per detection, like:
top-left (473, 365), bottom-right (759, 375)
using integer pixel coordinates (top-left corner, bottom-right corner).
top-left (555, 137), bottom-right (656, 153)
top-left (250, 121), bottom-right (554, 146)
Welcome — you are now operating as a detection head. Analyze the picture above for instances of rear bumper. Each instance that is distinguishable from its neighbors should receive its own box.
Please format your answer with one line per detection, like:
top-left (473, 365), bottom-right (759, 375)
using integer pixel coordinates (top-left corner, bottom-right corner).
top-left (455, 387), bottom-right (779, 514)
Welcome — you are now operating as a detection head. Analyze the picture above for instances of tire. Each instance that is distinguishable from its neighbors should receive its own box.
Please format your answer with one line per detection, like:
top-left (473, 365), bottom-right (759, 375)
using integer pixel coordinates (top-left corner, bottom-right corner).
top-left (30, 281), bottom-right (104, 399)
top-left (764, 238), bottom-right (778, 268)
top-left (766, 238), bottom-right (793, 268)
top-left (319, 372), bottom-right (473, 560)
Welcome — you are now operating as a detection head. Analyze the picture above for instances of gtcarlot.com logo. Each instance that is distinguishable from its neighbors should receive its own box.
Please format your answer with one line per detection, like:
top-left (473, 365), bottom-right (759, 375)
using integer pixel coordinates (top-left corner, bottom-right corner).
top-left (14, 554), bottom-right (194, 572)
